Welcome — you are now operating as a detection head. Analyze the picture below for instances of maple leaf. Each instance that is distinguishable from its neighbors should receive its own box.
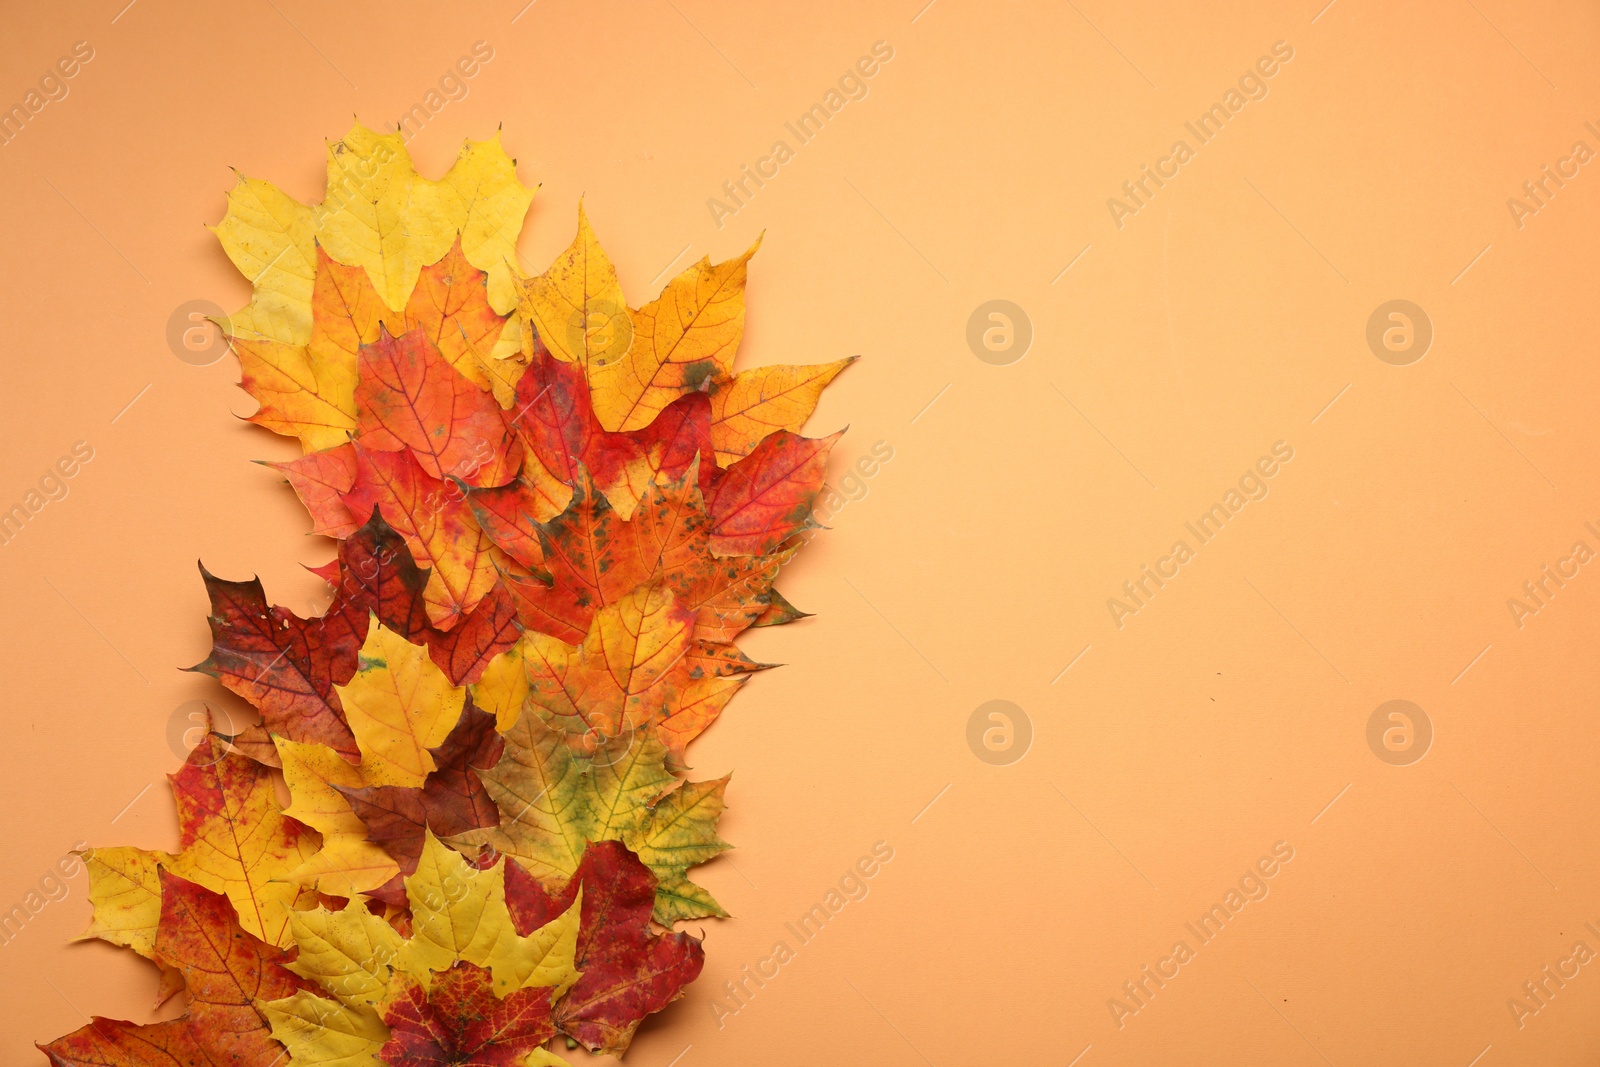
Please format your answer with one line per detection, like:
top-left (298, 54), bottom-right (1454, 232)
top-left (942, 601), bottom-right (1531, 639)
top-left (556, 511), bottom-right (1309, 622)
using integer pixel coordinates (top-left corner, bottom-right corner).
top-left (656, 672), bottom-right (745, 773)
top-left (42, 873), bottom-right (307, 1067)
top-left (422, 580), bottom-right (522, 687)
top-left (265, 834), bottom-right (581, 1067)
top-left (273, 618), bottom-right (468, 897)
top-left (519, 202), bottom-right (631, 376)
top-left (752, 586), bottom-right (809, 627)
top-left (356, 327), bottom-right (523, 487)
top-left (343, 441), bottom-right (504, 628)
top-left (591, 240), bottom-right (762, 433)
top-left (337, 700), bottom-right (504, 884)
top-left (78, 730), bottom-right (319, 961)
top-left (706, 428), bottom-right (841, 555)
top-left (268, 442), bottom-right (360, 538)
top-left (190, 508), bottom-right (440, 762)
top-left (463, 464), bottom-right (572, 571)
top-left (455, 713), bottom-right (730, 924)
top-left (403, 239), bottom-right (523, 406)
top-left (520, 582), bottom-right (695, 744)
top-left (381, 964), bottom-right (565, 1067)
top-left (215, 124), bottom-right (532, 348)
top-left (500, 466), bottom-right (782, 651)
top-left (709, 356), bottom-right (856, 465)
top-left (505, 841), bottom-right (705, 1057)
top-left (507, 340), bottom-right (714, 523)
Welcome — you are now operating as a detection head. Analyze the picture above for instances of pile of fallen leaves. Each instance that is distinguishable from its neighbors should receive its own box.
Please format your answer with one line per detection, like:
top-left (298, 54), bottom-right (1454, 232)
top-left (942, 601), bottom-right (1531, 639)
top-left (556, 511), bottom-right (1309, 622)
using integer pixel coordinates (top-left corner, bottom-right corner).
top-left (41, 124), bottom-right (849, 1066)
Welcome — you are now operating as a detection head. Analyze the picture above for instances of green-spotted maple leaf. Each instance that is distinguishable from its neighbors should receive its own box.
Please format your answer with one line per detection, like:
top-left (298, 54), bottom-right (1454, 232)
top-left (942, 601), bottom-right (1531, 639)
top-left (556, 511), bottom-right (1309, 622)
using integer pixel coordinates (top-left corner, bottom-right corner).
top-left (42, 872), bottom-right (308, 1067)
top-left (493, 466), bottom-right (784, 648)
top-left (455, 712), bottom-right (730, 924)
top-left (706, 428), bottom-right (841, 555)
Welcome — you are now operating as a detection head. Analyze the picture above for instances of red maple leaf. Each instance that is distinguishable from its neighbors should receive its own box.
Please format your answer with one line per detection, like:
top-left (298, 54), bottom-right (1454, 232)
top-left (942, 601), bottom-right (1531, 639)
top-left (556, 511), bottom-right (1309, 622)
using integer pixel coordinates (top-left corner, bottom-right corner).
top-left (381, 962), bottom-right (557, 1067)
top-left (705, 428), bottom-right (840, 555)
top-left (39, 873), bottom-right (307, 1067)
top-left (504, 841), bottom-right (704, 1056)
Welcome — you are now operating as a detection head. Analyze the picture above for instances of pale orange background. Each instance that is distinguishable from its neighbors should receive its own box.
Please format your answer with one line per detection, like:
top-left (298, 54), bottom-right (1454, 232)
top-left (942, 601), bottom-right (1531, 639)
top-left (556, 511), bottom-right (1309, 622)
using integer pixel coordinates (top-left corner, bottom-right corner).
top-left (2, 0), bottom-right (1599, 1063)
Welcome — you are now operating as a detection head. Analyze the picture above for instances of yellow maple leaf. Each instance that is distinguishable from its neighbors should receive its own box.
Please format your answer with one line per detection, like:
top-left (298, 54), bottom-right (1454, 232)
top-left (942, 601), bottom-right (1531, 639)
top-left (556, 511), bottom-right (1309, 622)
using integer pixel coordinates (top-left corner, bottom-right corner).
top-left (590, 239), bottom-right (761, 432)
top-left (400, 832), bottom-right (581, 998)
top-left (76, 733), bottom-right (319, 954)
top-left (274, 618), bottom-right (468, 896)
top-left (265, 834), bottom-right (581, 1067)
top-left (74, 846), bottom-right (163, 958)
top-left (276, 735), bottom-right (402, 898)
top-left (469, 640), bottom-right (528, 733)
top-left (214, 122), bottom-right (534, 347)
top-left (709, 356), bottom-right (857, 465)
top-left (337, 615), bottom-right (466, 787)
top-left (520, 203), bottom-right (631, 374)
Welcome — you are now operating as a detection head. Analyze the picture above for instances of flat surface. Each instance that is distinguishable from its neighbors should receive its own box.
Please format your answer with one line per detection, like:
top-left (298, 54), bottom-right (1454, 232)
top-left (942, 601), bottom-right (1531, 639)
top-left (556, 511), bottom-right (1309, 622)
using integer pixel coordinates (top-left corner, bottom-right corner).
top-left (1, 1), bottom-right (1598, 1064)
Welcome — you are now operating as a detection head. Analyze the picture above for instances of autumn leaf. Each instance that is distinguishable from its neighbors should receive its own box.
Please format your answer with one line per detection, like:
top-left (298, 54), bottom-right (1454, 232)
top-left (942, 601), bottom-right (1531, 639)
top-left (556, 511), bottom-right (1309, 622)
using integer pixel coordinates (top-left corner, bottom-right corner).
top-left (190, 562), bottom-right (359, 760)
top-left (276, 734), bottom-right (402, 900)
top-left (597, 392), bottom-right (715, 521)
top-left (464, 466), bottom-right (571, 571)
top-left (501, 466), bottom-right (784, 649)
top-left (590, 240), bottom-right (762, 433)
top-left (337, 700), bottom-right (504, 882)
top-left (519, 582), bottom-right (696, 744)
top-left (706, 428), bottom-right (841, 555)
top-left (190, 508), bottom-right (437, 762)
top-left (505, 841), bottom-right (705, 1056)
top-left (521, 202), bottom-right (631, 375)
top-left (215, 124), bottom-right (533, 347)
top-left (506, 342), bottom-right (712, 522)
top-left (42, 873), bottom-right (307, 1067)
top-left (265, 613), bottom-right (524, 901)
top-left (162, 730), bottom-right (321, 947)
top-left (343, 442), bottom-right (504, 628)
top-left (268, 442), bottom-right (359, 538)
top-left (355, 327), bottom-right (523, 487)
top-left (404, 239), bottom-right (520, 405)
top-left (752, 586), bottom-right (809, 627)
top-left (75, 846), bottom-right (164, 960)
top-left (709, 356), bottom-right (855, 464)
top-left (266, 835), bottom-right (580, 1067)
top-left (656, 672), bottom-right (745, 773)
top-left (423, 580), bottom-right (522, 687)
top-left (78, 729), bottom-right (319, 957)
top-left (456, 713), bottom-right (730, 924)
top-left (382, 964), bottom-right (565, 1067)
